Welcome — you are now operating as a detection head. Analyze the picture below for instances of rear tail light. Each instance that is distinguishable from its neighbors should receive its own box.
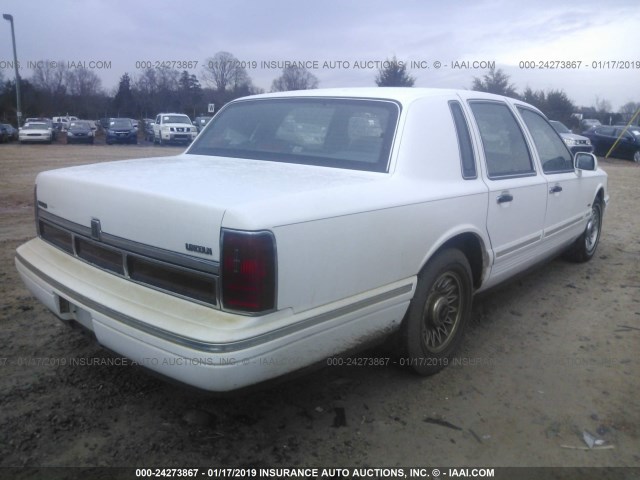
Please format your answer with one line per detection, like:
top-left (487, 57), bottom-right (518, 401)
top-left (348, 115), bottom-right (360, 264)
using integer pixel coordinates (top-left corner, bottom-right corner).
top-left (221, 229), bottom-right (276, 314)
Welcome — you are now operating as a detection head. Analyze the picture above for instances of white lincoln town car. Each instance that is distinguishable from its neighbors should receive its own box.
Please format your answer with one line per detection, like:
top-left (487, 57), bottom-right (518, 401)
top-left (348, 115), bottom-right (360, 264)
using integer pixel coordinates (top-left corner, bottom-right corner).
top-left (15, 88), bottom-right (608, 391)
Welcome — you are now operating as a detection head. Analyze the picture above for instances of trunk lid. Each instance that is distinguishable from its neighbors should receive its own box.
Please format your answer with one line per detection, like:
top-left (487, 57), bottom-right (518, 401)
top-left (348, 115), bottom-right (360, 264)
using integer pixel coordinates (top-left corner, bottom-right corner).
top-left (36, 154), bottom-right (381, 260)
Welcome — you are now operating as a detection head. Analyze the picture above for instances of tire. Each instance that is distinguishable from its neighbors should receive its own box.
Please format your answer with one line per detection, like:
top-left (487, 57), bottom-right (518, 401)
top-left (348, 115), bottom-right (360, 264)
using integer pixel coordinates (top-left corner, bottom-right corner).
top-left (564, 198), bottom-right (603, 262)
top-left (634, 150), bottom-right (640, 163)
top-left (400, 248), bottom-right (473, 376)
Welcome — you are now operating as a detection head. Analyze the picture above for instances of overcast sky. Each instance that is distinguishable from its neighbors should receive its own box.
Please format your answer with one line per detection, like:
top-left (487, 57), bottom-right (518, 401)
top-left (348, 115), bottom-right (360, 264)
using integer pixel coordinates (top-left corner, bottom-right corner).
top-left (1, 0), bottom-right (638, 110)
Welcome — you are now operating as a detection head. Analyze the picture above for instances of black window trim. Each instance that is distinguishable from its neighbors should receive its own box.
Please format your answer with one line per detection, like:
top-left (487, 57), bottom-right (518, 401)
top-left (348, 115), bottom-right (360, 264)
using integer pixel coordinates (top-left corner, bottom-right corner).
top-left (468, 99), bottom-right (537, 181)
top-left (448, 100), bottom-right (478, 180)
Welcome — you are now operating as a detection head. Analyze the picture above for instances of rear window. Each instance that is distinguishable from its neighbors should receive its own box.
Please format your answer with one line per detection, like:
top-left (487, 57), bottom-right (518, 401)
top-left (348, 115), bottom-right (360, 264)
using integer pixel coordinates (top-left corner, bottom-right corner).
top-left (187, 98), bottom-right (400, 172)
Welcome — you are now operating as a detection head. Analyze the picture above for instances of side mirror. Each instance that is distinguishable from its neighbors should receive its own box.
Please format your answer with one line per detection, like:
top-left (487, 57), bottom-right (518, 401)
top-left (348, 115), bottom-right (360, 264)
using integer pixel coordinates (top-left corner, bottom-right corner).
top-left (575, 152), bottom-right (597, 171)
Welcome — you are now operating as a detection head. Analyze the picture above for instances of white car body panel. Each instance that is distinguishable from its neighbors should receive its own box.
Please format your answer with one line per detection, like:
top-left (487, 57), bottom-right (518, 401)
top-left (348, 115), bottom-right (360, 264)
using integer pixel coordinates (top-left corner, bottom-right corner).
top-left (15, 88), bottom-right (609, 391)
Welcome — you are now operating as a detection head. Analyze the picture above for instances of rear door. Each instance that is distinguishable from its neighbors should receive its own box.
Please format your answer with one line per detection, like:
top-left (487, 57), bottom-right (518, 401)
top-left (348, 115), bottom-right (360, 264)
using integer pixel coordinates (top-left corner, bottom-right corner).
top-left (468, 101), bottom-right (547, 283)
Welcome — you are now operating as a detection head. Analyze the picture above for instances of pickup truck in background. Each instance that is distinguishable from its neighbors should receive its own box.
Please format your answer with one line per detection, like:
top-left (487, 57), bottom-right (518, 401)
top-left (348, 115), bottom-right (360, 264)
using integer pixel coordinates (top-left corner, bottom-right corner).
top-left (153, 112), bottom-right (198, 145)
top-left (15, 88), bottom-right (608, 391)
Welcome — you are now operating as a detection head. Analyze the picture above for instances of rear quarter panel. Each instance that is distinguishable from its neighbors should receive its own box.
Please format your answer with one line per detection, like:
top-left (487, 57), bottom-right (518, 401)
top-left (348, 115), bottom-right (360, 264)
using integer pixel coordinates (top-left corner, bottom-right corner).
top-left (273, 95), bottom-right (490, 314)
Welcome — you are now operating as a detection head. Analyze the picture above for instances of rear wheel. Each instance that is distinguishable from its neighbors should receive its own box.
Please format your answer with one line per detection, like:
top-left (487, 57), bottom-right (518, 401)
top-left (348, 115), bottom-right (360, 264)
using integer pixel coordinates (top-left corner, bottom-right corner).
top-left (634, 150), bottom-right (640, 163)
top-left (400, 249), bottom-right (472, 376)
top-left (564, 198), bottom-right (603, 262)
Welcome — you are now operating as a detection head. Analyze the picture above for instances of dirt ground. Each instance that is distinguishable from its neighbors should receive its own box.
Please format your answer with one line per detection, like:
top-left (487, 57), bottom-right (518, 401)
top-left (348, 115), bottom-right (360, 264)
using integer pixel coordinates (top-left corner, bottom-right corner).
top-left (0, 143), bottom-right (638, 472)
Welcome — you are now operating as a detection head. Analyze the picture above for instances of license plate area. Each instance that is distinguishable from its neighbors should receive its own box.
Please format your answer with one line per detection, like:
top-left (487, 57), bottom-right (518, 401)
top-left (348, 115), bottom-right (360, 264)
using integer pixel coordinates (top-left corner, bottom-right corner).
top-left (57, 295), bottom-right (94, 331)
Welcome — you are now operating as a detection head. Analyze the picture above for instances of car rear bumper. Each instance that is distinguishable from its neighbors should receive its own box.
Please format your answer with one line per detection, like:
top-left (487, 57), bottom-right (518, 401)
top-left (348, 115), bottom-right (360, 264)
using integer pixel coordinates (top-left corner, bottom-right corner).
top-left (15, 238), bottom-right (413, 391)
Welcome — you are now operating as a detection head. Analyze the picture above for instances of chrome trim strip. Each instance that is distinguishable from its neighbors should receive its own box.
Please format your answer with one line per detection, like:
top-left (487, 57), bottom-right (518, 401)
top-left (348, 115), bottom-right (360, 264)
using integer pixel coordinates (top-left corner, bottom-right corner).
top-left (38, 211), bottom-right (220, 308)
top-left (543, 216), bottom-right (584, 238)
top-left (38, 209), bottom-right (219, 275)
top-left (17, 252), bottom-right (412, 354)
top-left (495, 234), bottom-right (541, 258)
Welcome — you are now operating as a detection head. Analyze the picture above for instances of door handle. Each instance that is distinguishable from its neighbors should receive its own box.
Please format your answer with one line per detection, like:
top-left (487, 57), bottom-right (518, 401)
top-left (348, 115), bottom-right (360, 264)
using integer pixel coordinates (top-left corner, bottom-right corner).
top-left (549, 185), bottom-right (563, 194)
top-left (497, 193), bottom-right (513, 204)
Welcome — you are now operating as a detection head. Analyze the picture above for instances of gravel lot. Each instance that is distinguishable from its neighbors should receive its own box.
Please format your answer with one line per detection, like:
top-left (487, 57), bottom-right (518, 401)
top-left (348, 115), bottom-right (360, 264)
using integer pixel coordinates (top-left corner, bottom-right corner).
top-left (0, 143), bottom-right (638, 472)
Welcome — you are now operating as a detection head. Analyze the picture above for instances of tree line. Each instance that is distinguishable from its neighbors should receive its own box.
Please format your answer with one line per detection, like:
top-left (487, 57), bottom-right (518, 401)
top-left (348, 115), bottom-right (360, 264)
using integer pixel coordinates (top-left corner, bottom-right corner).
top-left (376, 61), bottom-right (639, 129)
top-left (470, 67), bottom-right (639, 128)
top-left (0, 51), bottom-right (321, 124)
top-left (1, 52), bottom-right (637, 129)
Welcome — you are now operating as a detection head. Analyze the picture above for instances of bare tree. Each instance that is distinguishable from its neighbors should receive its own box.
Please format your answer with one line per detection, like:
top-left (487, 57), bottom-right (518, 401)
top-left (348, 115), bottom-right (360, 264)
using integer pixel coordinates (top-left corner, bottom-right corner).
top-left (202, 51), bottom-right (251, 93)
top-left (271, 65), bottom-right (318, 92)
top-left (31, 59), bottom-right (67, 95)
top-left (66, 67), bottom-right (102, 97)
top-left (594, 96), bottom-right (612, 115)
top-left (155, 66), bottom-right (180, 94)
top-left (619, 101), bottom-right (640, 124)
top-left (134, 68), bottom-right (158, 96)
top-left (132, 68), bottom-right (158, 116)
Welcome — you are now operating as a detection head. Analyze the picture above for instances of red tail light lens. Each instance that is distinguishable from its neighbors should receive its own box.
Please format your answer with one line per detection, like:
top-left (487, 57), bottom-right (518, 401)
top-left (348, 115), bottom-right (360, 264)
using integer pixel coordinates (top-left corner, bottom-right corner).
top-left (221, 230), bottom-right (276, 313)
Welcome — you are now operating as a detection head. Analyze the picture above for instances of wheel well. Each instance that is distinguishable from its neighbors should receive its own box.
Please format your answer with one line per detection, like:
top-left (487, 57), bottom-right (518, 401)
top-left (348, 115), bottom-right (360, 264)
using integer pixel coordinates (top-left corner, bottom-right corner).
top-left (437, 233), bottom-right (484, 289)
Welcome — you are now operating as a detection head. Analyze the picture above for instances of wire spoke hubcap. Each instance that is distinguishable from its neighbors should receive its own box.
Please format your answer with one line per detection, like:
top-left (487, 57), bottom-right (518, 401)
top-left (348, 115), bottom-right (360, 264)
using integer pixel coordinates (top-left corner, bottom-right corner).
top-left (585, 205), bottom-right (601, 253)
top-left (421, 272), bottom-right (463, 353)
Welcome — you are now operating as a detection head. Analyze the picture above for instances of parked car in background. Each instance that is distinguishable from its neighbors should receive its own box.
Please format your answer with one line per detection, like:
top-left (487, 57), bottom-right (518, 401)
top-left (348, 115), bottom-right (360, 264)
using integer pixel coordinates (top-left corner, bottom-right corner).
top-left (19, 122), bottom-right (53, 144)
top-left (549, 120), bottom-right (593, 155)
top-left (1, 123), bottom-right (19, 141)
top-left (580, 118), bottom-right (601, 132)
top-left (193, 116), bottom-right (212, 133)
top-left (66, 121), bottom-right (95, 144)
top-left (0, 124), bottom-right (8, 143)
top-left (153, 113), bottom-right (197, 145)
top-left (582, 125), bottom-right (640, 162)
top-left (105, 118), bottom-right (138, 144)
top-left (24, 118), bottom-right (56, 141)
top-left (15, 88), bottom-right (609, 392)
